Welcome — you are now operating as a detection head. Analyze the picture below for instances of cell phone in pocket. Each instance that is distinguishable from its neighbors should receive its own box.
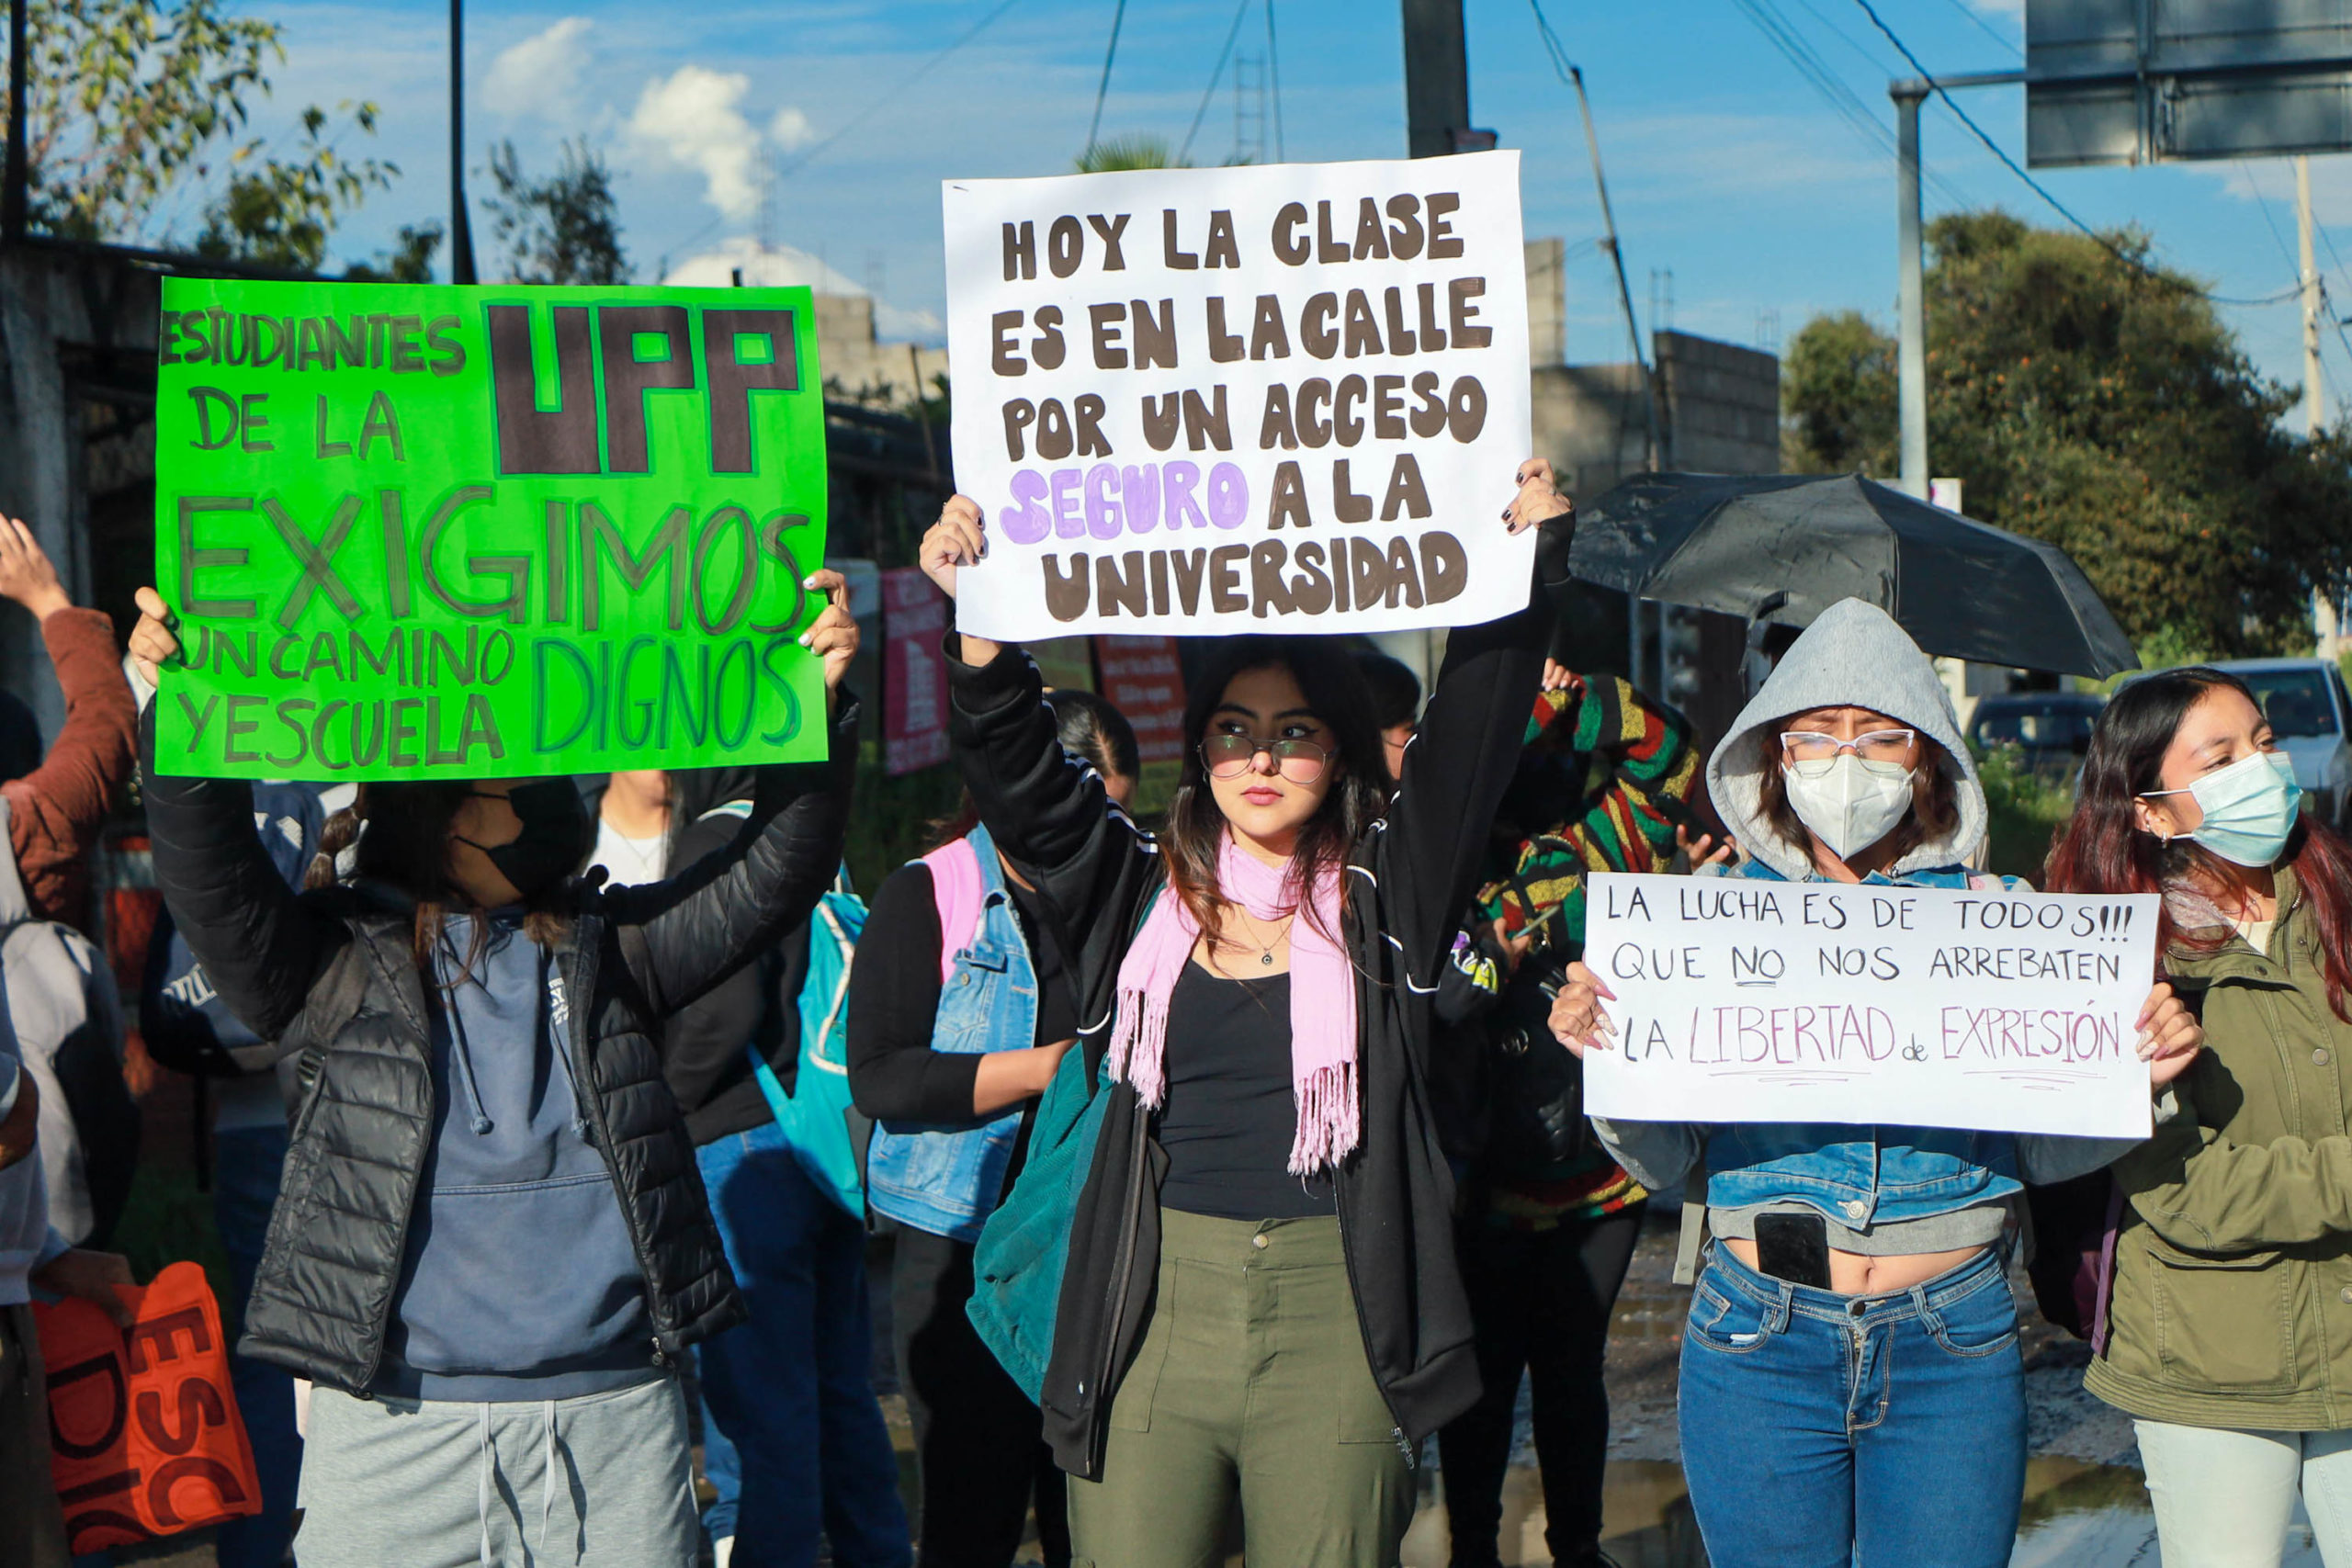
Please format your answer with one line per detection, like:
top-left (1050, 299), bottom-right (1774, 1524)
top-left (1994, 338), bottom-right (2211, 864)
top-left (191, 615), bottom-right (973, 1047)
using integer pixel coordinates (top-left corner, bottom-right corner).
top-left (1753, 1212), bottom-right (1833, 1290)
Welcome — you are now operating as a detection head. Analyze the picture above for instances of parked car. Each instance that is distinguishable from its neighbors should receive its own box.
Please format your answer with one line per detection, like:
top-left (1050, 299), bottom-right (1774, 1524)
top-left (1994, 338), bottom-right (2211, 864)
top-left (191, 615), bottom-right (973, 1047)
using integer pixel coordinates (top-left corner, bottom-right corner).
top-left (2211, 659), bottom-right (2352, 831)
top-left (1966, 691), bottom-right (2107, 781)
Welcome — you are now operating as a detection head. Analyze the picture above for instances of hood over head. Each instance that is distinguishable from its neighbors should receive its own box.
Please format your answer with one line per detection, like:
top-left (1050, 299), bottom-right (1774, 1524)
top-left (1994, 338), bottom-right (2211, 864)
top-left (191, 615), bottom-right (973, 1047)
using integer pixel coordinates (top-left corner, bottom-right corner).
top-left (1707, 597), bottom-right (1984, 880)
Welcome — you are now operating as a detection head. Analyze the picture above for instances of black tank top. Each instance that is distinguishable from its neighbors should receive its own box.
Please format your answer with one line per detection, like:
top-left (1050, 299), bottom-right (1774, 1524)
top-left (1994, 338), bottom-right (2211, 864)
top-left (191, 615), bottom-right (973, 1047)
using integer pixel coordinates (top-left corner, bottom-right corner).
top-left (1153, 963), bottom-right (1337, 1220)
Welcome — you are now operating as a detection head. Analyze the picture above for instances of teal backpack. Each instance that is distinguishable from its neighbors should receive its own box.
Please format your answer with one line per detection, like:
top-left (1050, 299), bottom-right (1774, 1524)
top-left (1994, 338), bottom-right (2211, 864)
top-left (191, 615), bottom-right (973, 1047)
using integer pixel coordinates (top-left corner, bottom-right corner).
top-left (751, 879), bottom-right (869, 1219)
top-left (687, 806), bottom-right (869, 1222)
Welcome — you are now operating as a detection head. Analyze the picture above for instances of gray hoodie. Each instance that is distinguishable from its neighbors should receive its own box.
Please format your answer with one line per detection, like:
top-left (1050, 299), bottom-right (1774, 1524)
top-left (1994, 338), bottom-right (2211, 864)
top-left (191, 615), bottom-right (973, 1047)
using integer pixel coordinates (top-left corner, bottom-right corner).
top-left (1707, 597), bottom-right (1985, 879)
top-left (1592, 598), bottom-right (2150, 1257)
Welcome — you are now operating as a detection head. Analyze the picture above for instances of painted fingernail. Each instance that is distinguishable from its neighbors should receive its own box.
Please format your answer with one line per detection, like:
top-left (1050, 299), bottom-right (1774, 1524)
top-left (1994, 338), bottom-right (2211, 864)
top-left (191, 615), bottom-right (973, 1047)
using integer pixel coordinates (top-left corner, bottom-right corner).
top-left (803, 575), bottom-right (822, 589)
top-left (798, 633), bottom-right (814, 647)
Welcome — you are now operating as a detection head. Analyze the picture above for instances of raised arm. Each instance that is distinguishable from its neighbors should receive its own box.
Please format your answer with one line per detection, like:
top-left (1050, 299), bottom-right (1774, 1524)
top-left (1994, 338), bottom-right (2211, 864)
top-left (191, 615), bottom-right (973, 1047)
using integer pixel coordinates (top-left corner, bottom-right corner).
top-left (920, 496), bottom-right (1155, 938)
top-left (0, 517), bottom-right (134, 927)
top-left (611, 700), bottom-right (858, 1016)
top-left (141, 711), bottom-right (339, 1046)
top-left (600, 568), bottom-right (862, 1012)
top-left (1378, 462), bottom-right (1577, 981)
top-left (131, 590), bottom-right (337, 1044)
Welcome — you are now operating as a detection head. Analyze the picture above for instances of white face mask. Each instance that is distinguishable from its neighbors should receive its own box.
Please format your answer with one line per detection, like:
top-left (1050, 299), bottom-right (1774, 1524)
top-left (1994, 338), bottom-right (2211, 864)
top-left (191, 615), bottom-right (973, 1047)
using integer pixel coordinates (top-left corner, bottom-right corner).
top-left (1782, 753), bottom-right (1917, 860)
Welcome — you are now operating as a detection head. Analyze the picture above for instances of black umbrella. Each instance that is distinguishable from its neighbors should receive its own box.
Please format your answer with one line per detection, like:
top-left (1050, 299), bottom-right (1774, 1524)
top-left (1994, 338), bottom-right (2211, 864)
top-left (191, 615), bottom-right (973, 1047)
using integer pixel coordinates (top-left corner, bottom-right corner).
top-left (1567, 471), bottom-right (2139, 679)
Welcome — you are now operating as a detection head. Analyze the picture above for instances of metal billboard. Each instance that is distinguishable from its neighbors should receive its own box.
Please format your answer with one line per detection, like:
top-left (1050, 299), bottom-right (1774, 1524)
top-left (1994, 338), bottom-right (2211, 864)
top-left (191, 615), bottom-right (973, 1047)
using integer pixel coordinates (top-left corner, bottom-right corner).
top-left (2027, 0), bottom-right (2352, 165)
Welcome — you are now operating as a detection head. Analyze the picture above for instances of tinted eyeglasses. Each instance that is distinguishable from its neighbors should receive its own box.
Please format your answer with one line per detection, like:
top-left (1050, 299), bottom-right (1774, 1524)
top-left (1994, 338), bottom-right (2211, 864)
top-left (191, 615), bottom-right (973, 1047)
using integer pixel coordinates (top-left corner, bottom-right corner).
top-left (1200, 732), bottom-right (1331, 783)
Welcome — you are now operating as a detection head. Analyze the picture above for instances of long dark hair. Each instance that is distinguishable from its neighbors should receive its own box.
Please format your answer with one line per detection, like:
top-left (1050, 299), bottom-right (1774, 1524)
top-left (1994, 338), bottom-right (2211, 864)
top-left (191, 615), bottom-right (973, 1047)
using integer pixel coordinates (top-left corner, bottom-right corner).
top-left (2045, 666), bottom-right (2352, 1021)
top-left (925, 688), bottom-right (1144, 851)
top-left (1163, 636), bottom-right (1387, 953)
top-left (306, 783), bottom-right (564, 976)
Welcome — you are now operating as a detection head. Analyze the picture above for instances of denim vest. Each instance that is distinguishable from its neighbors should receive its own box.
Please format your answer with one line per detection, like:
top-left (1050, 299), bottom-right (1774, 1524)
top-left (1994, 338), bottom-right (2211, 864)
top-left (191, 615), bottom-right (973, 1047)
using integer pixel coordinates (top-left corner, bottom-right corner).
top-left (865, 825), bottom-right (1040, 1244)
top-left (1701, 858), bottom-right (2026, 1227)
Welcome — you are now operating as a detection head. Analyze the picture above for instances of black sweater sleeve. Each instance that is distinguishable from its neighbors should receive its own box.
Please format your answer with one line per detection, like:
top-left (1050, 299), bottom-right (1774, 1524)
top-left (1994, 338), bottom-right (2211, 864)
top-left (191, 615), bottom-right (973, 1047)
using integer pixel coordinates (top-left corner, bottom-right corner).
top-left (660, 809), bottom-right (791, 1120)
top-left (139, 707), bottom-right (343, 1049)
top-left (1377, 513), bottom-right (1577, 987)
top-left (605, 694), bottom-right (860, 1017)
top-left (845, 863), bottom-right (977, 1125)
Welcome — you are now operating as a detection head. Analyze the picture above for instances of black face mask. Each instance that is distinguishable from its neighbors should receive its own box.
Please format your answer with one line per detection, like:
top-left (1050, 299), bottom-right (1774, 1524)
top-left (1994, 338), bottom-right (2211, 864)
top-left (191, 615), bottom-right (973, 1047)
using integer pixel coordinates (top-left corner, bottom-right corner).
top-left (458, 780), bottom-right (594, 898)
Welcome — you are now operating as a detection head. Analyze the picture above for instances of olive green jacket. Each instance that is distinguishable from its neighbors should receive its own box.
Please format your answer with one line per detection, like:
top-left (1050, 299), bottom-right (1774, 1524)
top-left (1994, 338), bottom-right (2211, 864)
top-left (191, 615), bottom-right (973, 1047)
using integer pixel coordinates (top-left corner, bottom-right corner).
top-left (2087, 872), bottom-right (2352, 1430)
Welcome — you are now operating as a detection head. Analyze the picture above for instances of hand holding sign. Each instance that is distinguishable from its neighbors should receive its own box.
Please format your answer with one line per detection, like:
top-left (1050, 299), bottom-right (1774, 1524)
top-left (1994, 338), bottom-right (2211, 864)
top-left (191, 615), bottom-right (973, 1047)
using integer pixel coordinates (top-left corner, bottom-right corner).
top-left (31, 1247), bottom-right (137, 1327)
top-left (1566, 874), bottom-right (2195, 1137)
top-left (1554, 953), bottom-right (2201, 1081)
top-left (797, 569), bottom-right (862, 703)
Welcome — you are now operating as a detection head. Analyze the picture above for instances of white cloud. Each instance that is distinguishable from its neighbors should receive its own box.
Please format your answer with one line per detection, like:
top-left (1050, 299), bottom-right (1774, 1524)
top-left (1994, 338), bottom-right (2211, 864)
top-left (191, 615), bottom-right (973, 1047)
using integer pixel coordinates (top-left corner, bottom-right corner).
top-left (628, 64), bottom-right (763, 220)
top-left (668, 238), bottom-right (944, 341)
top-left (483, 17), bottom-right (594, 122)
top-left (769, 107), bottom-right (815, 153)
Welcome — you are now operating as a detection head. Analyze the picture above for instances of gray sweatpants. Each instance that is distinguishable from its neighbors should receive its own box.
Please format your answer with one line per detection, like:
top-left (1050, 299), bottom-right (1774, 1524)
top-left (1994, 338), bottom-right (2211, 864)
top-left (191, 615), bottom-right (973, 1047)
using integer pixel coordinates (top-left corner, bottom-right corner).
top-left (294, 1375), bottom-right (699, 1568)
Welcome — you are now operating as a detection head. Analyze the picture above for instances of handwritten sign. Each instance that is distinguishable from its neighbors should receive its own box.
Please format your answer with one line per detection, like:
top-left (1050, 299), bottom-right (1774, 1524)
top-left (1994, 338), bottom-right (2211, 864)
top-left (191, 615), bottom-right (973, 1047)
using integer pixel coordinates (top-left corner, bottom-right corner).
top-left (942, 154), bottom-right (1532, 640)
top-left (35, 1261), bottom-right (261, 1553)
top-left (153, 279), bottom-right (831, 780)
top-left (883, 566), bottom-right (949, 774)
top-left (1580, 874), bottom-right (2162, 1138)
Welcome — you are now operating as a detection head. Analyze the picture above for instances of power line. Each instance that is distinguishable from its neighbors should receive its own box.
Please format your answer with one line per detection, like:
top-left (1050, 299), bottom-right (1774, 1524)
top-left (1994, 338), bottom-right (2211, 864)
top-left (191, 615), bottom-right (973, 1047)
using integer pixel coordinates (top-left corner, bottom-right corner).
top-left (1933, 0), bottom-right (2022, 61)
top-left (1179, 0), bottom-right (1253, 166)
top-left (1849, 0), bottom-right (2301, 309)
top-left (1086, 0), bottom-right (1128, 152)
top-left (1730, 0), bottom-right (1974, 209)
top-left (775, 0), bottom-right (1027, 183)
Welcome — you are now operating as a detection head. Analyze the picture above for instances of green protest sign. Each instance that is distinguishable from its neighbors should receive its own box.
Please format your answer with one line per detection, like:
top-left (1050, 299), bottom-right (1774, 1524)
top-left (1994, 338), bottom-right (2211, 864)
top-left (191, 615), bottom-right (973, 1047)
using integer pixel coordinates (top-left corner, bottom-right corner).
top-left (153, 278), bottom-right (830, 780)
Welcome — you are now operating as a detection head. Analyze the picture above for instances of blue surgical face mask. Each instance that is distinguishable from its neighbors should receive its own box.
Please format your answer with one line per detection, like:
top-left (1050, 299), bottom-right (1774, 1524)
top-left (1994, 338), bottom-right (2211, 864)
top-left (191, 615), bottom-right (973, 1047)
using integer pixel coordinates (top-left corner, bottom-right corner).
top-left (2146, 750), bottom-right (2302, 868)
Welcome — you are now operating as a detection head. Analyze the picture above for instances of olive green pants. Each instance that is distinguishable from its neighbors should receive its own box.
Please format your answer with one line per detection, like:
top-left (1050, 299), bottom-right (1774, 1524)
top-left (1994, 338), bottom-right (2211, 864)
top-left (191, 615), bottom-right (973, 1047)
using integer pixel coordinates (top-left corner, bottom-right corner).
top-left (1067, 1210), bottom-right (1415, 1568)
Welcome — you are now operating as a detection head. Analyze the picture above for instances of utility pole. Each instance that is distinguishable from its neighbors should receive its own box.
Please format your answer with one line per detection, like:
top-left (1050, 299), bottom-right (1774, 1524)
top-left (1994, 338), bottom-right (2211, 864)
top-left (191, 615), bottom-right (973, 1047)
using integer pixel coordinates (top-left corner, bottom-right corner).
top-left (1894, 83), bottom-right (1928, 499)
top-left (3, 0), bottom-right (28, 243)
top-left (2299, 153), bottom-right (2344, 660)
top-left (1888, 69), bottom-right (2022, 499)
top-left (449, 0), bottom-right (478, 284)
top-left (2301, 154), bottom-right (2324, 438)
top-left (1400, 0), bottom-right (1469, 160)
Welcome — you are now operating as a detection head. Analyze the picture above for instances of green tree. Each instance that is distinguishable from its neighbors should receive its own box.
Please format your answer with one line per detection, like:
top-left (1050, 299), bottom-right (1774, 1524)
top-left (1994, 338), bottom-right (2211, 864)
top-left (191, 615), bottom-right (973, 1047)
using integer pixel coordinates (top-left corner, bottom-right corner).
top-left (3, 0), bottom-right (391, 256)
top-left (1781, 308), bottom-right (1896, 475)
top-left (1781, 211), bottom-right (2352, 655)
top-left (483, 138), bottom-right (628, 287)
top-left (343, 221), bottom-right (444, 284)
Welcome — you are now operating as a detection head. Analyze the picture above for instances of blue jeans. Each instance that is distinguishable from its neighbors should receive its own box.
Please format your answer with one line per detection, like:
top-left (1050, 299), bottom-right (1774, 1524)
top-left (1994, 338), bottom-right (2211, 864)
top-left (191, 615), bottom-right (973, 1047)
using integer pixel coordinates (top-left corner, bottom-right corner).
top-left (693, 1122), bottom-right (910, 1568)
top-left (1677, 1241), bottom-right (2025, 1568)
top-left (212, 1125), bottom-right (301, 1568)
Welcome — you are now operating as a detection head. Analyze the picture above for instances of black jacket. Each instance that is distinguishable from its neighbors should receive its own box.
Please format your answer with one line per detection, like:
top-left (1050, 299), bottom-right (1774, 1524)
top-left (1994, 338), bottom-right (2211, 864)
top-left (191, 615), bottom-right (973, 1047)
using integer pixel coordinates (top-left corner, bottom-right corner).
top-left (945, 528), bottom-right (1565, 1478)
top-left (660, 805), bottom-right (814, 1145)
top-left (139, 703), bottom-right (858, 1393)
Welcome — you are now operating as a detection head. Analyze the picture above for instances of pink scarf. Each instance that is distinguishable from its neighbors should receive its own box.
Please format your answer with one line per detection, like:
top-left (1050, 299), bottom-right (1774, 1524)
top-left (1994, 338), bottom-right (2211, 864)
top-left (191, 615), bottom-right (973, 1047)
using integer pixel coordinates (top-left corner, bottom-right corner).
top-left (1107, 834), bottom-right (1361, 1174)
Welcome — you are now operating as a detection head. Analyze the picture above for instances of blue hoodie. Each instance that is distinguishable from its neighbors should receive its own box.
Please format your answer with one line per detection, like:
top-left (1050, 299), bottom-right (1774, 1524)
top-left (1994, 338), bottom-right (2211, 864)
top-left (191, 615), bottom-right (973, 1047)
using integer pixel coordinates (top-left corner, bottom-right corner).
top-left (379, 913), bottom-right (653, 1400)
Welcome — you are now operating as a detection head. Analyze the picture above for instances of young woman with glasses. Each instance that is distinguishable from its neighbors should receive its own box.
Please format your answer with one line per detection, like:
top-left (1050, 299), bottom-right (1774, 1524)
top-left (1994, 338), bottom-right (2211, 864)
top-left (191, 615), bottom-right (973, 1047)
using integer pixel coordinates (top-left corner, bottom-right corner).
top-left (1547, 597), bottom-right (2200, 1568)
top-left (912, 460), bottom-right (1574, 1568)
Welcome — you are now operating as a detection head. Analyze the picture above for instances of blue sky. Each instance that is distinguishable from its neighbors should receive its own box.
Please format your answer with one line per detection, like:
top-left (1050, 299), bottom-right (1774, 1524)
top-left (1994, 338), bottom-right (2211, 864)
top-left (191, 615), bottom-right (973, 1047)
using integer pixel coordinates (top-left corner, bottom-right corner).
top-left (198, 0), bottom-right (2318, 403)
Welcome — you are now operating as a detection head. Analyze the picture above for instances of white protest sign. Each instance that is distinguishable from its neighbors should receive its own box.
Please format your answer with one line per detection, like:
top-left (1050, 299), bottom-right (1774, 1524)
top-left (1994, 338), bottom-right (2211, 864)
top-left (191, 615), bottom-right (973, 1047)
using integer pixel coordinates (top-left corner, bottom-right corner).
top-left (1580, 874), bottom-right (2162, 1138)
top-left (942, 153), bottom-right (1533, 641)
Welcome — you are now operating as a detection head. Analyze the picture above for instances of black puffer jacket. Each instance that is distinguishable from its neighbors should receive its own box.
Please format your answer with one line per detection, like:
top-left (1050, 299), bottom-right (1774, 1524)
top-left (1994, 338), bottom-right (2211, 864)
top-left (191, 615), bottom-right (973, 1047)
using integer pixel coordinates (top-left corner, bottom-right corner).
top-left (947, 523), bottom-right (1566, 1478)
top-left (139, 703), bottom-right (858, 1393)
